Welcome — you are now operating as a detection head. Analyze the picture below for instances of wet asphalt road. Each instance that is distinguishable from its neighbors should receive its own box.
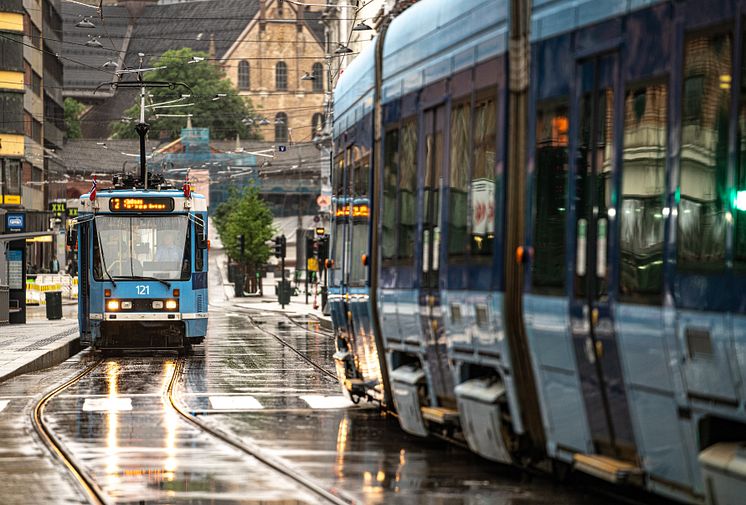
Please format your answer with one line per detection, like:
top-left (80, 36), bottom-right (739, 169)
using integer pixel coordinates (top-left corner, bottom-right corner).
top-left (0, 252), bottom-right (631, 504)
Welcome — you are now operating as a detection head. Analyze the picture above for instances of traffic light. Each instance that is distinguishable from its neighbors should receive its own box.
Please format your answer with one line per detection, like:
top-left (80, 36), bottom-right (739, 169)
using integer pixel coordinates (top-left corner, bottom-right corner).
top-left (273, 235), bottom-right (286, 259)
top-left (317, 235), bottom-right (329, 262)
top-left (236, 234), bottom-right (245, 257)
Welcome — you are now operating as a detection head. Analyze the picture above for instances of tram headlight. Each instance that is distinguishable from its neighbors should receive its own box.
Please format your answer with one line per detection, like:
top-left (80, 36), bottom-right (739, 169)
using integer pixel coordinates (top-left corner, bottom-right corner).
top-left (106, 299), bottom-right (120, 311)
top-left (165, 299), bottom-right (178, 310)
top-left (152, 300), bottom-right (164, 309)
top-left (121, 301), bottom-right (132, 310)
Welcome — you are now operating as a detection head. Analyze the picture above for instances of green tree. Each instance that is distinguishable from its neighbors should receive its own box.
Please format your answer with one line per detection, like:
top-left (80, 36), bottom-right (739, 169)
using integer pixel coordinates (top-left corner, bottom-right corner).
top-left (111, 48), bottom-right (259, 140)
top-left (214, 187), bottom-right (275, 292)
top-left (64, 98), bottom-right (85, 139)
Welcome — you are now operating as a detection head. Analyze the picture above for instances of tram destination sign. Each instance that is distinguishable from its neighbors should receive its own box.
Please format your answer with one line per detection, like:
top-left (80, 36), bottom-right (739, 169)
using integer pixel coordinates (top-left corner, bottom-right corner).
top-left (109, 197), bottom-right (175, 212)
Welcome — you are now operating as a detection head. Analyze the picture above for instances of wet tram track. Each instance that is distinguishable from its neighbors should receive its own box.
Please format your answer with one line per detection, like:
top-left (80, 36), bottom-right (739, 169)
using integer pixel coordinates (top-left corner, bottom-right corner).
top-left (32, 355), bottom-right (355, 505)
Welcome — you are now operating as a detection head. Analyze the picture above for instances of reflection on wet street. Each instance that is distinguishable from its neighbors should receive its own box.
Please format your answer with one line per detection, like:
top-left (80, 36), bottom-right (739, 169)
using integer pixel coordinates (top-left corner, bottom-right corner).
top-left (0, 274), bottom-right (629, 504)
top-left (177, 308), bottom-right (620, 505)
top-left (43, 356), bottom-right (322, 504)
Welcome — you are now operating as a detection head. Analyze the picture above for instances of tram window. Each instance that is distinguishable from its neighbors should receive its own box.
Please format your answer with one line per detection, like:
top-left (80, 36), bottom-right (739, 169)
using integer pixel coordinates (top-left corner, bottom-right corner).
top-left (678, 33), bottom-right (731, 270)
top-left (448, 102), bottom-right (470, 257)
top-left (195, 217), bottom-right (205, 272)
top-left (532, 101), bottom-right (569, 292)
top-left (471, 96), bottom-right (497, 256)
top-left (620, 83), bottom-right (667, 303)
top-left (333, 153), bottom-right (344, 194)
top-left (737, 33), bottom-right (746, 268)
top-left (93, 215), bottom-right (191, 281)
top-left (398, 120), bottom-right (418, 261)
top-left (382, 129), bottom-right (399, 261)
top-left (332, 220), bottom-right (345, 282)
top-left (353, 153), bottom-right (370, 196)
top-left (349, 222), bottom-right (368, 285)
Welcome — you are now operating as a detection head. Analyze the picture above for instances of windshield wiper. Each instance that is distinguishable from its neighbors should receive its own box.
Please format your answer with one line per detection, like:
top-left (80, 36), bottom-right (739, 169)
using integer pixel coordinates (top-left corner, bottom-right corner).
top-left (111, 275), bottom-right (172, 288)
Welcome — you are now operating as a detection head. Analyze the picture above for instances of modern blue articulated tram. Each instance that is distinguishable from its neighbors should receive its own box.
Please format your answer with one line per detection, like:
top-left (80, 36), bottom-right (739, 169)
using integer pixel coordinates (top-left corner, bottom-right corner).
top-left (73, 177), bottom-right (208, 352)
top-left (329, 0), bottom-right (746, 503)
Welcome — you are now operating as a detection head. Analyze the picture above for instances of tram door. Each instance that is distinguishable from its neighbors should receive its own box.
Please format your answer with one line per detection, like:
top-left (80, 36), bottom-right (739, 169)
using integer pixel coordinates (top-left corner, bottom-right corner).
top-left (571, 54), bottom-right (638, 461)
top-left (420, 104), bottom-right (453, 404)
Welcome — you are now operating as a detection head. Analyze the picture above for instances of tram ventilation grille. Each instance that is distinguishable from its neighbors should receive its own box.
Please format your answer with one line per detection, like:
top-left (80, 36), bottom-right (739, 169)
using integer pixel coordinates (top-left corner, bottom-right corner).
top-left (196, 294), bottom-right (206, 313)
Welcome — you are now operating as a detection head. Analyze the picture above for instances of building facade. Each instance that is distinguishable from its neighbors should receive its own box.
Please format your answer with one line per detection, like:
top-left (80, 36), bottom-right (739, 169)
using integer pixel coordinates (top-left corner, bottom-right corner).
top-left (221, 0), bottom-right (327, 143)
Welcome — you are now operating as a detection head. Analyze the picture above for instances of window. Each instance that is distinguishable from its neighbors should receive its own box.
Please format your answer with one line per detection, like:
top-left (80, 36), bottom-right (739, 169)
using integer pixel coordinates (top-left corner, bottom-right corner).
top-left (448, 102), bottom-right (470, 257)
top-left (238, 60), bottom-right (250, 90)
top-left (737, 32), bottom-right (746, 268)
top-left (274, 112), bottom-right (288, 142)
top-left (331, 219), bottom-right (344, 284)
top-left (312, 62), bottom-right (323, 92)
top-left (398, 120), bottom-right (417, 261)
top-left (620, 83), bottom-right (667, 303)
top-left (24, 111), bottom-right (41, 143)
top-left (275, 61), bottom-right (287, 90)
top-left (532, 101), bottom-right (569, 291)
top-left (471, 96), bottom-right (497, 256)
top-left (3, 159), bottom-right (20, 199)
top-left (24, 15), bottom-right (40, 49)
top-left (334, 152), bottom-right (344, 194)
top-left (678, 33), bottom-right (731, 270)
top-left (353, 149), bottom-right (369, 196)
top-left (94, 216), bottom-right (190, 281)
top-left (195, 218), bottom-right (205, 272)
top-left (349, 222), bottom-right (367, 285)
top-left (312, 112), bottom-right (325, 134)
top-left (382, 129), bottom-right (399, 260)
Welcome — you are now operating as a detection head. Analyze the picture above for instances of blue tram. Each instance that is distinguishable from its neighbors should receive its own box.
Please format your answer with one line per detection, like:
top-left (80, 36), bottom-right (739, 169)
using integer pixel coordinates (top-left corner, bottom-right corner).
top-left (74, 181), bottom-right (208, 351)
top-left (329, 0), bottom-right (746, 503)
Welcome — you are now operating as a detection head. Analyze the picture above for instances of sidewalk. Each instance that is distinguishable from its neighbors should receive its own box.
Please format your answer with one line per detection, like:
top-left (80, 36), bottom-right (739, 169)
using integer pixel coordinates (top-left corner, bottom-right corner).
top-left (0, 306), bottom-right (80, 383)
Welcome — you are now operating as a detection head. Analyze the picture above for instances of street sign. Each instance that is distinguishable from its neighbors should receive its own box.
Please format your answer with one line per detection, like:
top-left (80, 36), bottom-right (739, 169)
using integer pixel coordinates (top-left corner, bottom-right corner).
top-left (316, 194), bottom-right (331, 208)
top-left (6, 213), bottom-right (24, 232)
top-left (278, 145), bottom-right (287, 152)
top-left (313, 215), bottom-right (320, 223)
top-left (49, 201), bottom-right (66, 218)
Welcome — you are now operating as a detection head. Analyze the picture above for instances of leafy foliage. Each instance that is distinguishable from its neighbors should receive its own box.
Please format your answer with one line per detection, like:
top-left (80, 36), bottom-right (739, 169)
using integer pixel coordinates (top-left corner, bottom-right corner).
top-left (64, 98), bottom-right (85, 139)
top-left (111, 48), bottom-right (259, 140)
top-left (213, 187), bottom-right (275, 271)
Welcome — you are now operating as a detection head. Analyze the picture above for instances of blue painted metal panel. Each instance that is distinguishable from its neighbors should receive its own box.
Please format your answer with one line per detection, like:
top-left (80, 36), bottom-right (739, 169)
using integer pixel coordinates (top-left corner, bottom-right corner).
top-left (615, 304), bottom-right (674, 392)
top-left (531, 0), bottom-right (667, 42)
top-left (627, 388), bottom-right (695, 490)
top-left (381, 0), bottom-right (507, 103)
top-left (524, 294), bottom-right (591, 454)
top-left (677, 310), bottom-right (739, 403)
top-left (733, 315), bottom-right (746, 404)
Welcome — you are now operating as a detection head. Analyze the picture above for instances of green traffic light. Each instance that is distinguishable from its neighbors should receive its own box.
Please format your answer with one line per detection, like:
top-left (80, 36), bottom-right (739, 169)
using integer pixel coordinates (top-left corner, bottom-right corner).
top-left (736, 190), bottom-right (746, 211)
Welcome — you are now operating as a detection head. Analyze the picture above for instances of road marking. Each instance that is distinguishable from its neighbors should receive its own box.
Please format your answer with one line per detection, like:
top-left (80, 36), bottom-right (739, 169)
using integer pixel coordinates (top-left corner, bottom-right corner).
top-left (300, 395), bottom-right (354, 409)
top-left (82, 397), bottom-right (132, 412)
top-left (0, 400), bottom-right (9, 412)
top-left (209, 395), bottom-right (264, 410)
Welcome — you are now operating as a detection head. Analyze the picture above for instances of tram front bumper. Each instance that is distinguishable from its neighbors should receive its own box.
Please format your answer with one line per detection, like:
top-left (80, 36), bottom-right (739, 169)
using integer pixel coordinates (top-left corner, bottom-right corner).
top-left (91, 313), bottom-right (208, 321)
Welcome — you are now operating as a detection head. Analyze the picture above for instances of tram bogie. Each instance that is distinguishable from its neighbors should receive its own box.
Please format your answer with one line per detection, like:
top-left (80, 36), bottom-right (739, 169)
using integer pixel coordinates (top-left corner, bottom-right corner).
top-left (73, 185), bottom-right (208, 352)
top-left (330, 0), bottom-right (746, 503)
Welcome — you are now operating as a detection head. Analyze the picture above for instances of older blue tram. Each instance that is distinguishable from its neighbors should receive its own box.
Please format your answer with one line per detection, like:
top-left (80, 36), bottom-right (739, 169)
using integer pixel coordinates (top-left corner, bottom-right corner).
top-left (329, 0), bottom-right (746, 503)
top-left (74, 183), bottom-right (208, 351)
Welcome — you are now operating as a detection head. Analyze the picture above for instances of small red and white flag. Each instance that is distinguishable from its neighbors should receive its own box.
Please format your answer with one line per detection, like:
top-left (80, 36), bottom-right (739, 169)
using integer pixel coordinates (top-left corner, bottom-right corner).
top-left (182, 177), bottom-right (191, 199)
top-left (89, 177), bottom-right (97, 201)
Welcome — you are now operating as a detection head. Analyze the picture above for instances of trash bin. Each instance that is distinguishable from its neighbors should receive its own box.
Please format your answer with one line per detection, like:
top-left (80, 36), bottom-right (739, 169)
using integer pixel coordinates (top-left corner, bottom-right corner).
top-left (277, 279), bottom-right (292, 306)
top-left (45, 291), bottom-right (62, 320)
top-left (234, 272), bottom-right (245, 298)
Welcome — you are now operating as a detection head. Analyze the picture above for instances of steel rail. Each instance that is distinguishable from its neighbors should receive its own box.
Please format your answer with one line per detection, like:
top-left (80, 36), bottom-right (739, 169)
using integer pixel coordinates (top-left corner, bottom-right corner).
top-left (31, 360), bottom-right (109, 505)
top-left (166, 358), bottom-right (357, 505)
top-left (242, 312), bottom-right (338, 382)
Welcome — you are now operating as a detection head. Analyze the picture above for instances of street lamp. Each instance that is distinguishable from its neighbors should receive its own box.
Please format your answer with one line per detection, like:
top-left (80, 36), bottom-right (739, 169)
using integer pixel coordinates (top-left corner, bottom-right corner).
top-left (76, 17), bottom-right (96, 29)
top-left (85, 36), bottom-right (103, 48)
top-left (334, 43), bottom-right (354, 54)
top-left (352, 22), bottom-right (373, 31)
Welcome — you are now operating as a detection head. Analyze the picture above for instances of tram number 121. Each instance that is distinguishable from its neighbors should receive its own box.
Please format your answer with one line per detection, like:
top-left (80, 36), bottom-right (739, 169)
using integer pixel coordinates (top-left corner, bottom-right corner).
top-left (136, 285), bottom-right (150, 295)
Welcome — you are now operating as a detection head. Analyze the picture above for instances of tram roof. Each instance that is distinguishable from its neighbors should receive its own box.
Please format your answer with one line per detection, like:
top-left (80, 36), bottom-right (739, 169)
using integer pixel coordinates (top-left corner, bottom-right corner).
top-left (334, 0), bottom-right (669, 129)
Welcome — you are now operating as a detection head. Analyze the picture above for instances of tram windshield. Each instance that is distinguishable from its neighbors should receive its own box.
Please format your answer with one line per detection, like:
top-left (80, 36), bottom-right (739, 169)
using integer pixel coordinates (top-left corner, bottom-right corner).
top-left (94, 215), bottom-right (190, 281)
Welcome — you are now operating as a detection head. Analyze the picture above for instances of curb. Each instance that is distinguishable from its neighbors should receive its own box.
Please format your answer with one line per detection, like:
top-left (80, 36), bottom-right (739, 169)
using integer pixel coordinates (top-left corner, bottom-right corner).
top-left (0, 331), bottom-right (81, 384)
